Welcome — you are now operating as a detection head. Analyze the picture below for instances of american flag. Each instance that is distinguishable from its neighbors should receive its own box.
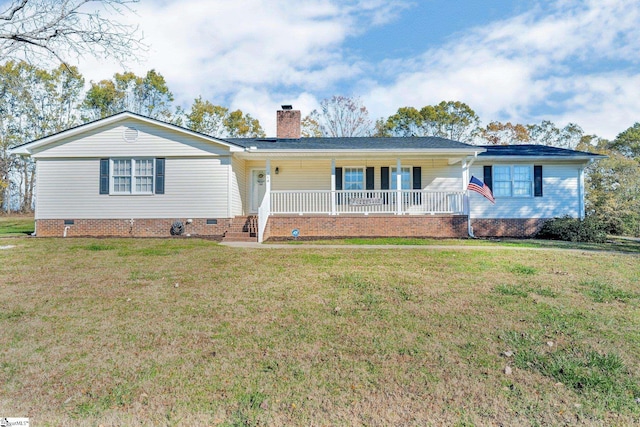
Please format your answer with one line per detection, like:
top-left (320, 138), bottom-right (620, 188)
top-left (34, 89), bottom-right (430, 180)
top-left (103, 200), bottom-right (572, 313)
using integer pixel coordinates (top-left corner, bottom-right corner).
top-left (468, 176), bottom-right (495, 204)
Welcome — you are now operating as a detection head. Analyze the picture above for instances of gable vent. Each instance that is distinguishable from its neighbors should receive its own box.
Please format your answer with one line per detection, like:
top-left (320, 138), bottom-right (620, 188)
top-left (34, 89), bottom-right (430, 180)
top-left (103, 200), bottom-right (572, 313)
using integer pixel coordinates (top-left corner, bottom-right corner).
top-left (123, 127), bottom-right (139, 142)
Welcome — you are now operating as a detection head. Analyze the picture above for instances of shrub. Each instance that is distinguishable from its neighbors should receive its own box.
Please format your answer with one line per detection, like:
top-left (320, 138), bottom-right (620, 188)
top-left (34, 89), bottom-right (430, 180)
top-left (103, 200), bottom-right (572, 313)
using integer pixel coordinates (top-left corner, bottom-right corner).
top-left (536, 216), bottom-right (607, 243)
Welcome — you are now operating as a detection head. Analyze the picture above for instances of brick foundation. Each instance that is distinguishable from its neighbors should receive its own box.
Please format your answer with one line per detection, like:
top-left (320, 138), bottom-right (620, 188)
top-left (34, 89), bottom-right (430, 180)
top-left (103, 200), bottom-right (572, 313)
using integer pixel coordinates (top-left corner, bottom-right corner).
top-left (35, 216), bottom-right (549, 239)
top-left (264, 215), bottom-right (469, 240)
top-left (36, 218), bottom-right (232, 238)
top-left (470, 218), bottom-right (547, 237)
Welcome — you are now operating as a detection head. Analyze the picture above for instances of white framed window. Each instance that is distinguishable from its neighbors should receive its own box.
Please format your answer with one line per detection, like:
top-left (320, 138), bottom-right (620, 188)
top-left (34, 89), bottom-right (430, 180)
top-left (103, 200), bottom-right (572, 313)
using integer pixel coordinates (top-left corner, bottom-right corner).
top-left (493, 165), bottom-right (532, 197)
top-left (111, 158), bottom-right (154, 195)
top-left (391, 167), bottom-right (411, 190)
top-left (343, 167), bottom-right (364, 190)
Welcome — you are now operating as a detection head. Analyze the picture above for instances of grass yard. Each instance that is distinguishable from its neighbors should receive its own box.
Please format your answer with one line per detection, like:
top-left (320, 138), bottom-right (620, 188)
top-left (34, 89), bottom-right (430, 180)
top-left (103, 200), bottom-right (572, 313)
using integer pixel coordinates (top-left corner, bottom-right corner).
top-left (0, 215), bottom-right (35, 236)
top-left (279, 236), bottom-right (640, 254)
top-left (1, 237), bottom-right (639, 426)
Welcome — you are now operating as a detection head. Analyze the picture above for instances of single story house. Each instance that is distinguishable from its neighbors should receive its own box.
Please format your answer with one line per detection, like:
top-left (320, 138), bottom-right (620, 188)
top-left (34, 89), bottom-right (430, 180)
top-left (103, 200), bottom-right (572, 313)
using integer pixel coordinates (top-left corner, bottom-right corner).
top-left (10, 107), bottom-right (604, 242)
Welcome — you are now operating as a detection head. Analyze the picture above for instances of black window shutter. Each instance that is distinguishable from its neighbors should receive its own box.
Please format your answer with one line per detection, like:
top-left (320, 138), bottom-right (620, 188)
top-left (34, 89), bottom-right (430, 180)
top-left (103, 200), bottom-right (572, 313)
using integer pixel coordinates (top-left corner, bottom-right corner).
top-left (366, 167), bottom-right (374, 190)
top-left (155, 158), bottom-right (165, 194)
top-left (412, 167), bottom-right (422, 189)
top-left (381, 166), bottom-right (390, 204)
top-left (412, 166), bottom-right (422, 204)
top-left (381, 167), bottom-right (390, 190)
top-left (99, 158), bottom-right (109, 194)
top-left (534, 165), bottom-right (543, 197)
top-left (483, 165), bottom-right (493, 191)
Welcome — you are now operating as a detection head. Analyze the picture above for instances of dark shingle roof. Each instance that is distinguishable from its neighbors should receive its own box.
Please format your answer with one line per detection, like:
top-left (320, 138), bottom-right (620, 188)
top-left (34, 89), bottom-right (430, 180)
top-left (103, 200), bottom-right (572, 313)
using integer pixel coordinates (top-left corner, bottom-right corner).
top-left (478, 144), bottom-right (605, 158)
top-left (225, 136), bottom-right (478, 150)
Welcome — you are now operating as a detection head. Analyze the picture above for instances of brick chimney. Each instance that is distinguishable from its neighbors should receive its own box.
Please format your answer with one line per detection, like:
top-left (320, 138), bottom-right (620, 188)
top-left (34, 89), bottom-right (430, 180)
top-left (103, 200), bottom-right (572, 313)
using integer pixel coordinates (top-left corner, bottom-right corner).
top-left (276, 105), bottom-right (301, 139)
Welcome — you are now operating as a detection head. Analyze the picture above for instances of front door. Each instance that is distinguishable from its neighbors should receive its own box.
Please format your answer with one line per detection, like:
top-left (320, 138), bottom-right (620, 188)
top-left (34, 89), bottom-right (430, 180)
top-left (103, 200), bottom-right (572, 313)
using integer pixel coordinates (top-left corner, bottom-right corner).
top-left (251, 169), bottom-right (267, 212)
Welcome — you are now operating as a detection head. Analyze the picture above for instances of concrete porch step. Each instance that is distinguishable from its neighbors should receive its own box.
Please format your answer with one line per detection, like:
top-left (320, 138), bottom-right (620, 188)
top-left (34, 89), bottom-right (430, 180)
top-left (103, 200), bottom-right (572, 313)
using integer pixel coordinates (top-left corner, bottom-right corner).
top-left (222, 231), bottom-right (258, 242)
top-left (227, 216), bottom-right (258, 232)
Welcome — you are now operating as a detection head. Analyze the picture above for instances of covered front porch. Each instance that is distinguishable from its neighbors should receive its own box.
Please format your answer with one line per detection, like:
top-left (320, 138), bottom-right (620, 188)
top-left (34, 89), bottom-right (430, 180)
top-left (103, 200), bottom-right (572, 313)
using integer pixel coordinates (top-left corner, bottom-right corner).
top-left (242, 155), bottom-right (477, 242)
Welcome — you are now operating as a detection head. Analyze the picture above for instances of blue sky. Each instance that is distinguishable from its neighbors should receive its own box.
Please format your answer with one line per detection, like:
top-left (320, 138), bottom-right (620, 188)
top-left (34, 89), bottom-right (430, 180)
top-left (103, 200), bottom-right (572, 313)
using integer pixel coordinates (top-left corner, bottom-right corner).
top-left (72, 0), bottom-right (640, 139)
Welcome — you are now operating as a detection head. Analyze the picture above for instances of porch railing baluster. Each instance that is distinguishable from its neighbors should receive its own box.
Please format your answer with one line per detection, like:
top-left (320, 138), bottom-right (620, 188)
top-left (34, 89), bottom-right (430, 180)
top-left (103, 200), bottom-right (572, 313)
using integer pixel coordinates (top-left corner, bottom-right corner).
top-left (269, 190), bottom-right (465, 215)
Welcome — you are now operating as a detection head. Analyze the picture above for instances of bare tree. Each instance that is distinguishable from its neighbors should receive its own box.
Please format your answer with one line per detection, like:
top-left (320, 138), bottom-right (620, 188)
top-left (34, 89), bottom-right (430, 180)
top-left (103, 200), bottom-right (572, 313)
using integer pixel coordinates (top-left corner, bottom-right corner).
top-left (307, 96), bottom-right (373, 137)
top-left (0, 0), bottom-right (144, 66)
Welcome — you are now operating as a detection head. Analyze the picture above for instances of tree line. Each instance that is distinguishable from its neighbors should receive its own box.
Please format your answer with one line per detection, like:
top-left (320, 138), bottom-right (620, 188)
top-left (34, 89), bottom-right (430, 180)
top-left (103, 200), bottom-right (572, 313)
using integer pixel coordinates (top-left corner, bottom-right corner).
top-left (305, 96), bottom-right (640, 236)
top-left (0, 62), bottom-right (266, 213)
top-left (1, 63), bottom-right (638, 236)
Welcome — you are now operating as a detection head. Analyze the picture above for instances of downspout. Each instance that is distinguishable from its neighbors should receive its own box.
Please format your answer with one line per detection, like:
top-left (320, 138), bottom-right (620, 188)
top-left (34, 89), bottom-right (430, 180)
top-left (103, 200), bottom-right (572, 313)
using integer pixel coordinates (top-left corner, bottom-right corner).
top-left (578, 165), bottom-right (585, 219)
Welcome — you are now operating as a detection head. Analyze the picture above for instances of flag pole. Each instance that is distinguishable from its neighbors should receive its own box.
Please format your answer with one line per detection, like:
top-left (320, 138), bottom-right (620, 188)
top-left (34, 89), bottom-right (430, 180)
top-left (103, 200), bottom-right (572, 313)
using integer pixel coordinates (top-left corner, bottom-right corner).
top-left (466, 190), bottom-right (475, 238)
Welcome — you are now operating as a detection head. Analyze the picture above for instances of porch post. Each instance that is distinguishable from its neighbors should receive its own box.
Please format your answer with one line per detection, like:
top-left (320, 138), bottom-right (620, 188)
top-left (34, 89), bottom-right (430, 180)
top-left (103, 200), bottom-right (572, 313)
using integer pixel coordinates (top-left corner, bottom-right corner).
top-left (461, 159), bottom-right (468, 190)
top-left (257, 159), bottom-right (272, 243)
top-left (462, 159), bottom-right (470, 214)
top-left (330, 158), bottom-right (337, 215)
top-left (396, 158), bottom-right (402, 215)
top-left (265, 159), bottom-right (271, 200)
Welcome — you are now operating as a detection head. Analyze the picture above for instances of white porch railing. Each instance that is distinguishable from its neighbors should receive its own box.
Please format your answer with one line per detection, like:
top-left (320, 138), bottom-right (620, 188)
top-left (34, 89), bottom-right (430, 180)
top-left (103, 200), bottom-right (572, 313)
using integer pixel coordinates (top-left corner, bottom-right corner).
top-left (270, 190), bottom-right (465, 215)
top-left (258, 189), bottom-right (465, 242)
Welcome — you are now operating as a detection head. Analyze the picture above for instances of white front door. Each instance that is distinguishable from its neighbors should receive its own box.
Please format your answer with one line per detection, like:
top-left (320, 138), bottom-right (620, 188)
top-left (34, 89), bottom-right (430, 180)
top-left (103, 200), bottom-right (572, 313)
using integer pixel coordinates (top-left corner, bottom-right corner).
top-left (251, 169), bottom-right (267, 212)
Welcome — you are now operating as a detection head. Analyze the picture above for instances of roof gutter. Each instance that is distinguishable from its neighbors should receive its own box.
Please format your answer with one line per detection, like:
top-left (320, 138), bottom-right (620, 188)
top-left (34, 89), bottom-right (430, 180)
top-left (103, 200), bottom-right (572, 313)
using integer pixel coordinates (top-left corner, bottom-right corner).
top-left (478, 155), bottom-right (605, 162)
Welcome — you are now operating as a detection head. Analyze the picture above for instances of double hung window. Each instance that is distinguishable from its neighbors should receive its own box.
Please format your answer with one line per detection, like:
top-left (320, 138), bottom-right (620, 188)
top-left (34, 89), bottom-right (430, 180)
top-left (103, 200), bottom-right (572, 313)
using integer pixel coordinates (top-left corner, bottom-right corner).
top-left (493, 165), bottom-right (532, 197)
top-left (391, 167), bottom-right (411, 190)
top-left (100, 158), bottom-right (164, 195)
top-left (343, 167), bottom-right (364, 191)
top-left (112, 159), bottom-right (154, 194)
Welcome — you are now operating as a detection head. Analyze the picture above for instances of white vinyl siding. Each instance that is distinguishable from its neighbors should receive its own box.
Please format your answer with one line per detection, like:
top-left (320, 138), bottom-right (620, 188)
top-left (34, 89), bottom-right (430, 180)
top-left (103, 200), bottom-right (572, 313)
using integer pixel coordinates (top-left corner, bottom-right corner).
top-left (245, 160), bottom-right (332, 193)
top-left (421, 159), bottom-right (462, 191)
top-left (36, 158), bottom-right (230, 219)
top-left (231, 157), bottom-right (246, 216)
top-left (31, 119), bottom-right (232, 159)
top-left (245, 159), bottom-right (463, 193)
top-left (470, 163), bottom-right (581, 219)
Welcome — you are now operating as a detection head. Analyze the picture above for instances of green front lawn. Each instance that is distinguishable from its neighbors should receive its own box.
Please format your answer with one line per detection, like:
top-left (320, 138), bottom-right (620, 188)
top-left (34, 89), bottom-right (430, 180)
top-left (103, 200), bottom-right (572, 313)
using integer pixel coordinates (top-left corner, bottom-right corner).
top-left (275, 235), bottom-right (640, 253)
top-left (1, 237), bottom-right (639, 425)
top-left (0, 215), bottom-right (35, 236)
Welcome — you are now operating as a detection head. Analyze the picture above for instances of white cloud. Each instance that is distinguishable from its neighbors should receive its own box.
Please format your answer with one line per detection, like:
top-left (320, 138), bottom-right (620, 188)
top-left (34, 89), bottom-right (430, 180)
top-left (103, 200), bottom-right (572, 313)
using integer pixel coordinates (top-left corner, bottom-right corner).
top-left (542, 73), bottom-right (640, 138)
top-left (362, 0), bottom-right (640, 139)
top-left (74, 0), bottom-right (640, 140)
top-left (76, 0), bottom-right (410, 134)
top-left (230, 89), bottom-right (320, 136)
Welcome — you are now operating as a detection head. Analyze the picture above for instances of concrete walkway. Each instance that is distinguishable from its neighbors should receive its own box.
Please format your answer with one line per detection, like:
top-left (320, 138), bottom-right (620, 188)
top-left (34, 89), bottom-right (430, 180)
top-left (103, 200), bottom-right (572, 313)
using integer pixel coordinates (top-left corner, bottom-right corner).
top-left (219, 241), bottom-right (575, 252)
top-left (219, 240), bottom-right (639, 255)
